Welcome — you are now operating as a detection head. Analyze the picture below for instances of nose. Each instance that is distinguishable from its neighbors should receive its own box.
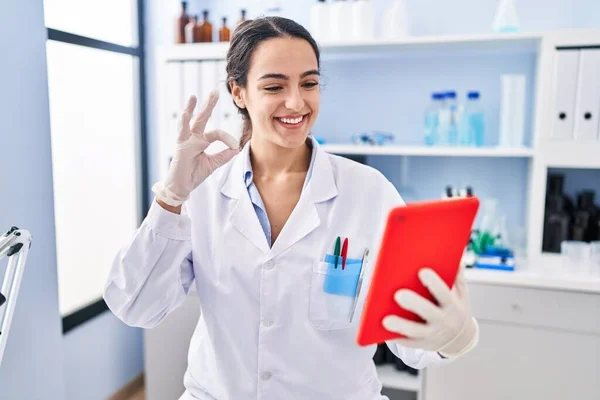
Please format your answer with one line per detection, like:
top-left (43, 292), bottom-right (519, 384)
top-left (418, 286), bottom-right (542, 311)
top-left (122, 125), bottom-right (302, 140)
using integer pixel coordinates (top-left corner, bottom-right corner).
top-left (284, 87), bottom-right (305, 112)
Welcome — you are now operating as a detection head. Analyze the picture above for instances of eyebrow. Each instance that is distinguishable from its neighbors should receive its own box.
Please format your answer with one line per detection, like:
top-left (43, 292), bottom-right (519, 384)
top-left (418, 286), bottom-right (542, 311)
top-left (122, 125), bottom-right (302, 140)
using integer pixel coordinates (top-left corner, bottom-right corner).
top-left (258, 70), bottom-right (320, 80)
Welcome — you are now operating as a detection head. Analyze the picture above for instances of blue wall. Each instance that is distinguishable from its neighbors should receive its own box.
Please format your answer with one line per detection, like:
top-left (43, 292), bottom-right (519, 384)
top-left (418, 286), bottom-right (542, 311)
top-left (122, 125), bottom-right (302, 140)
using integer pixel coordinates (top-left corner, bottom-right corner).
top-left (0, 0), bottom-right (66, 398)
top-left (64, 312), bottom-right (144, 400)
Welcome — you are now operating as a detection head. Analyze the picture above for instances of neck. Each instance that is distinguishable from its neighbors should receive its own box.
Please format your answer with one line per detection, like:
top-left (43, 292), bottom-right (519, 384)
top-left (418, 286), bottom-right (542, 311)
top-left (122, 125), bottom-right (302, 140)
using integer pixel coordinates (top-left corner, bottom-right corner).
top-left (249, 136), bottom-right (311, 178)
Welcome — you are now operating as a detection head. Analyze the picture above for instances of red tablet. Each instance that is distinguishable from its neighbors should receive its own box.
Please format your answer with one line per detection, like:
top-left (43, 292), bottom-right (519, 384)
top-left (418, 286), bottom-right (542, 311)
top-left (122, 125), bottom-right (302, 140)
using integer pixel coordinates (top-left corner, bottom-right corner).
top-left (356, 196), bottom-right (480, 346)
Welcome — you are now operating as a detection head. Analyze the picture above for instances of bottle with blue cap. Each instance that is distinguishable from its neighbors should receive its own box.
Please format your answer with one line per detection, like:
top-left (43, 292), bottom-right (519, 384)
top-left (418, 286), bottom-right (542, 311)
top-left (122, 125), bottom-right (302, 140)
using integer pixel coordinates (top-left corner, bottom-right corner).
top-left (445, 91), bottom-right (460, 145)
top-left (424, 92), bottom-right (443, 146)
top-left (460, 91), bottom-right (485, 147)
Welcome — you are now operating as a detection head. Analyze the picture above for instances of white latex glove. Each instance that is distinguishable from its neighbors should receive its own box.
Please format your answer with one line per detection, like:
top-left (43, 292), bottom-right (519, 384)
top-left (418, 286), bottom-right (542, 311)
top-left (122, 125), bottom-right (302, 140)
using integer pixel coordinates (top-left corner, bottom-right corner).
top-left (152, 90), bottom-right (240, 207)
top-left (382, 267), bottom-right (479, 358)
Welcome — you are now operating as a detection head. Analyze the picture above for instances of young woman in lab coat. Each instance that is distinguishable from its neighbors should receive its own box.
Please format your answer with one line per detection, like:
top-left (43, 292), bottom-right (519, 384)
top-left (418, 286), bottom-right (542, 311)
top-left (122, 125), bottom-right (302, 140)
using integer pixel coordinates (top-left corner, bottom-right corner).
top-left (104, 16), bottom-right (479, 400)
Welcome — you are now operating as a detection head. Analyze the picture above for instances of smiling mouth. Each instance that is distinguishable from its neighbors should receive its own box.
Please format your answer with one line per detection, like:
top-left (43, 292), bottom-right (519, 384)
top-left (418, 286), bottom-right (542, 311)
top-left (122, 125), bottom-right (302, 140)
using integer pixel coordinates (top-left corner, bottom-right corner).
top-left (275, 113), bottom-right (309, 128)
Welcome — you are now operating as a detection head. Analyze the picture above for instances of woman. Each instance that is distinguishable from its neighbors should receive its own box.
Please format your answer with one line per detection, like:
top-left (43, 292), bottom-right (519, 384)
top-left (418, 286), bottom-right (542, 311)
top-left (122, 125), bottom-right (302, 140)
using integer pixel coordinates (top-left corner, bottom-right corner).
top-left (104, 16), bottom-right (478, 400)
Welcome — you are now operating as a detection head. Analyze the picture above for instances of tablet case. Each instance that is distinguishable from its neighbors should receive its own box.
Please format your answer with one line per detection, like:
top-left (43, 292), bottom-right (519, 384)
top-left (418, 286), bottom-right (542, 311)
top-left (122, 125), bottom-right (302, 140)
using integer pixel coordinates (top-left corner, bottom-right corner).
top-left (356, 196), bottom-right (480, 346)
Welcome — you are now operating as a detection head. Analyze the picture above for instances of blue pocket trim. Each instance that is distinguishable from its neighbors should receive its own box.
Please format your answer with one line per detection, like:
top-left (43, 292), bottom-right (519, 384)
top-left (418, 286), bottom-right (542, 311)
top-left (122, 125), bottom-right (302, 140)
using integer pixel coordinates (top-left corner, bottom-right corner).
top-left (322, 254), bottom-right (363, 297)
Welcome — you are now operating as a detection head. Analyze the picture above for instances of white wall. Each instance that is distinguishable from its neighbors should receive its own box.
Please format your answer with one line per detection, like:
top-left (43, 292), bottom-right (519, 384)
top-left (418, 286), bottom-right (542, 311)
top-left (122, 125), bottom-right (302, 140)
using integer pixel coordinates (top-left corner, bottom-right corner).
top-left (0, 0), bottom-right (66, 398)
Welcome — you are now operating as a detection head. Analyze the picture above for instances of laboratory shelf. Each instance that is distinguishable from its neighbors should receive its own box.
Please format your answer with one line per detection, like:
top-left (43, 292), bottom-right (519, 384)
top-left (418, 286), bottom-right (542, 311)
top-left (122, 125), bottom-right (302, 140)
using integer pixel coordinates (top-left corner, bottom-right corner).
top-left (376, 365), bottom-right (421, 392)
top-left (318, 32), bottom-right (541, 56)
top-left (321, 144), bottom-right (535, 158)
top-left (160, 32), bottom-right (543, 62)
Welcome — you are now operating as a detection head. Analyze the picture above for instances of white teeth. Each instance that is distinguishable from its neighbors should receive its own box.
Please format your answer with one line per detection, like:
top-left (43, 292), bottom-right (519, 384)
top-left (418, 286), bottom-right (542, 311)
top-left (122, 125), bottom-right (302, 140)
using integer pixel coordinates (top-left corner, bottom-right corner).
top-left (280, 115), bottom-right (303, 124)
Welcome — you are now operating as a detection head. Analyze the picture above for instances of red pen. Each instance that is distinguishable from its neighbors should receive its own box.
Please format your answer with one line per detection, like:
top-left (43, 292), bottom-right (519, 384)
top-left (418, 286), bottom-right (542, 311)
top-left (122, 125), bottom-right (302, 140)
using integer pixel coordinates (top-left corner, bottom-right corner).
top-left (341, 237), bottom-right (348, 270)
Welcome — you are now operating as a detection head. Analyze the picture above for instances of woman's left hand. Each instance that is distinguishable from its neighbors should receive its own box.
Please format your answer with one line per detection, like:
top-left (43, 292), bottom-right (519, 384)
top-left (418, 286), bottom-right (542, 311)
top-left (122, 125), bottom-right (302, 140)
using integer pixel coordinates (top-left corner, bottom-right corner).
top-left (382, 267), bottom-right (479, 358)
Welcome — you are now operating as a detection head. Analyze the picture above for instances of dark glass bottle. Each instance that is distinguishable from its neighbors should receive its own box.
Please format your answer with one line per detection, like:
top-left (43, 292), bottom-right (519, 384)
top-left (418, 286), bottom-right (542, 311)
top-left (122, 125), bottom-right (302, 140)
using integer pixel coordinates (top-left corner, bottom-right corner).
top-left (176, 1), bottom-right (190, 44)
top-left (572, 191), bottom-right (598, 242)
top-left (199, 10), bottom-right (213, 42)
top-left (237, 9), bottom-right (247, 27)
top-left (219, 17), bottom-right (231, 42)
top-left (542, 174), bottom-right (573, 252)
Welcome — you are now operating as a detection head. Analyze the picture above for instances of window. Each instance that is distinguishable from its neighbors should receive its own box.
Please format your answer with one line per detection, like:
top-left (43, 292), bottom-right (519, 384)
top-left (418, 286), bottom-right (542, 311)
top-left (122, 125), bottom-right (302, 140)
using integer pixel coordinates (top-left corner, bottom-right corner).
top-left (44, 0), bottom-right (148, 333)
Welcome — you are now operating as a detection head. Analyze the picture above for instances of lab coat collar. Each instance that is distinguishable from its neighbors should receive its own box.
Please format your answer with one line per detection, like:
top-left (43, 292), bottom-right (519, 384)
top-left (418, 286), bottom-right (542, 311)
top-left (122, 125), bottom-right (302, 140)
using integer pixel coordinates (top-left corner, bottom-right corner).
top-left (220, 136), bottom-right (338, 257)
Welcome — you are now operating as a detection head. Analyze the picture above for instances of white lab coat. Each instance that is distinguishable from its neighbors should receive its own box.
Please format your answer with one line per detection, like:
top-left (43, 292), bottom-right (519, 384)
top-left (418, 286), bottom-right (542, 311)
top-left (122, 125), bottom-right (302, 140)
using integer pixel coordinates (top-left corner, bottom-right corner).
top-left (104, 140), bottom-right (448, 400)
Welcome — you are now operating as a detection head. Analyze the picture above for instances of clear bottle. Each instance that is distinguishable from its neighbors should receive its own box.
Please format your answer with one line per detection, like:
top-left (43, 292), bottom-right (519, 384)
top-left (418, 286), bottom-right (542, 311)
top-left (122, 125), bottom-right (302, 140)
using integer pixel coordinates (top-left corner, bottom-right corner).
top-left (424, 92), bottom-right (442, 146)
top-left (331, 0), bottom-right (353, 42)
top-left (436, 93), bottom-right (449, 145)
top-left (446, 91), bottom-right (459, 146)
top-left (474, 198), bottom-right (500, 254)
top-left (460, 91), bottom-right (485, 147)
top-left (351, 0), bottom-right (375, 41)
top-left (492, 0), bottom-right (520, 33)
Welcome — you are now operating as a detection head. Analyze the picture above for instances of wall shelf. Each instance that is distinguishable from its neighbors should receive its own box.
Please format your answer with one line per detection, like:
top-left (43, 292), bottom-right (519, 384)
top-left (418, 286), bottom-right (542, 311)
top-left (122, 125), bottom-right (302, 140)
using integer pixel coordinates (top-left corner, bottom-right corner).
top-left (376, 365), bottom-right (421, 392)
top-left (162, 32), bottom-right (543, 62)
top-left (321, 144), bottom-right (535, 158)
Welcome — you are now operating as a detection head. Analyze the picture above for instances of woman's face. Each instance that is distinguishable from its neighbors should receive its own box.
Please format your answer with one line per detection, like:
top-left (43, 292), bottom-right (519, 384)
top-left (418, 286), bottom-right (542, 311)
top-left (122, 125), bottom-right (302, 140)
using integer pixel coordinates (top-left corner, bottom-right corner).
top-left (233, 37), bottom-right (320, 149)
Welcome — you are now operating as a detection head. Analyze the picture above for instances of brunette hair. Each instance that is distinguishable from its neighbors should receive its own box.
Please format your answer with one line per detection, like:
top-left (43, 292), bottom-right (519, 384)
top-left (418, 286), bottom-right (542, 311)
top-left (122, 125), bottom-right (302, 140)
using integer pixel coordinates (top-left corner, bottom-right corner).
top-left (225, 16), bottom-right (321, 149)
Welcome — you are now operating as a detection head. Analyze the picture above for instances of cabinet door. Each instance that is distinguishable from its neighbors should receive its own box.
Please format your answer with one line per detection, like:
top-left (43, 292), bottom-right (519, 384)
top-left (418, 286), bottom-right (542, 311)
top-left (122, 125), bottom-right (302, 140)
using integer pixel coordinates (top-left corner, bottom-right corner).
top-left (423, 321), bottom-right (600, 400)
top-left (144, 292), bottom-right (201, 400)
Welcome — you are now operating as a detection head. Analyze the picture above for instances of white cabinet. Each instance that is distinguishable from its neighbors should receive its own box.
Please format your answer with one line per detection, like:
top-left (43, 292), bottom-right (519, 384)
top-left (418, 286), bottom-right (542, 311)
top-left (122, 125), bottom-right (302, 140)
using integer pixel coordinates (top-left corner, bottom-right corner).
top-left (574, 49), bottom-right (600, 141)
top-left (551, 48), bottom-right (600, 142)
top-left (423, 282), bottom-right (600, 400)
top-left (144, 292), bottom-right (200, 400)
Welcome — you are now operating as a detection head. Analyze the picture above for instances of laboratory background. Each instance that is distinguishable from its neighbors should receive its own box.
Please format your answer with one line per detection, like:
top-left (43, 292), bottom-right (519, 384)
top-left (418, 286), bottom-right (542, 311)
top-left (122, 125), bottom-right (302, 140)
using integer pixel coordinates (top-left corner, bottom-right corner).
top-left (1, 0), bottom-right (600, 399)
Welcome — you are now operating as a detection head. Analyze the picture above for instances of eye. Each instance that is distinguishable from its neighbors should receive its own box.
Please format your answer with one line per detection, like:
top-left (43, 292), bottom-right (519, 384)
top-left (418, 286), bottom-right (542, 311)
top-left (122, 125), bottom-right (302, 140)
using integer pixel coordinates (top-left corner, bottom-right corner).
top-left (303, 82), bottom-right (318, 89)
top-left (264, 86), bottom-right (282, 92)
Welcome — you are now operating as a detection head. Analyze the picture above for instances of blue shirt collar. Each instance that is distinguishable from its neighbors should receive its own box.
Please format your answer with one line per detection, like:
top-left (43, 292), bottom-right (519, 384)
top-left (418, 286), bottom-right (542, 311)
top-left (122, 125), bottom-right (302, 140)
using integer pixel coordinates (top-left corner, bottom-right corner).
top-left (243, 136), bottom-right (317, 190)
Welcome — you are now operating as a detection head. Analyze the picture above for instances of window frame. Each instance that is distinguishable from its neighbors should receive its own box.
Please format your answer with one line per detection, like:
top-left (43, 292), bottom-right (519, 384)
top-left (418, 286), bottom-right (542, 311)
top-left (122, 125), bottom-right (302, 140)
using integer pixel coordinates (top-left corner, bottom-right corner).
top-left (46, 0), bottom-right (149, 334)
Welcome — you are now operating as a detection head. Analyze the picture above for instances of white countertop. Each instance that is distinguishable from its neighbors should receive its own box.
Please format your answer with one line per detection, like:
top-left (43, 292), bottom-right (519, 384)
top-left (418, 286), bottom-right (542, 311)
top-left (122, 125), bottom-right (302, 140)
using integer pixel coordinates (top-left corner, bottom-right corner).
top-left (465, 254), bottom-right (600, 294)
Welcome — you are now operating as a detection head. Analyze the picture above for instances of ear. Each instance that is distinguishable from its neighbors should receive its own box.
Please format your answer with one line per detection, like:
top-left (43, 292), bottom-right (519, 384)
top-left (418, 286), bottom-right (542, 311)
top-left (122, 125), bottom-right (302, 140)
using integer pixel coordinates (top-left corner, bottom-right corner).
top-left (229, 81), bottom-right (246, 109)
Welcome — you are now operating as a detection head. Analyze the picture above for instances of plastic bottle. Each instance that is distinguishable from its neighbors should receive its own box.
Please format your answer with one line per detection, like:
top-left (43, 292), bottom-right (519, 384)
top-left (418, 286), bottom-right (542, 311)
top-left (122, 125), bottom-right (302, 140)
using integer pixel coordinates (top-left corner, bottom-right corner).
top-left (492, 0), bottom-right (520, 33)
top-left (447, 91), bottom-right (461, 145)
top-left (310, 0), bottom-right (329, 42)
top-left (424, 93), bottom-right (442, 146)
top-left (331, 0), bottom-right (353, 42)
top-left (381, 0), bottom-right (410, 40)
top-left (351, 0), bottom-right (375, 41)
top-left (185, 15), bottom-right (197, 44)
top-left (436, 93), bottom-right (449, 145)
top-left (460, 91), bottom-right (485, 146)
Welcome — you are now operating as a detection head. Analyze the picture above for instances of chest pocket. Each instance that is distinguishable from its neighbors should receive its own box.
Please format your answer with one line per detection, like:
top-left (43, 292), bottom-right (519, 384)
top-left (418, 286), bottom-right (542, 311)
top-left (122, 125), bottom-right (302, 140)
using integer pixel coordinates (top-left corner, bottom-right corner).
top-left (309, 254), bottom-right (365, 331)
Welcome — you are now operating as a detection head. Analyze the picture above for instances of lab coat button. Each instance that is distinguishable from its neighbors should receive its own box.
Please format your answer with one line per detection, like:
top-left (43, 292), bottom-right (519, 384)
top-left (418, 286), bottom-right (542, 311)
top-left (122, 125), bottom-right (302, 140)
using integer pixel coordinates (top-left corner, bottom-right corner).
top-left (261, 371), bottom-right (272, 380)
top-left (263, 320), bottom-right (274, 327)
top-left (264, 260), bottom-right (275, 270)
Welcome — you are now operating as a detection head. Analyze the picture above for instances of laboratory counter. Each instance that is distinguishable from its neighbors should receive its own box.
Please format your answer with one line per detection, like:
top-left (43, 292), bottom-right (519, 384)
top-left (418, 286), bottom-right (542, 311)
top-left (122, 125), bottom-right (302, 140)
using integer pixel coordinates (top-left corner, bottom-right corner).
top-left (465, 255), bottom-right (600, 294)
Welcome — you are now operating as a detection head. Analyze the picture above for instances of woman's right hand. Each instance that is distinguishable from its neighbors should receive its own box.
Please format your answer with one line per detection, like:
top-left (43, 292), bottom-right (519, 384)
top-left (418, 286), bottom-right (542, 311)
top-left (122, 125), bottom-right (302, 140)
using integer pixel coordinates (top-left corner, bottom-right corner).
top-left (152, 90), bottom-right (240, 208)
